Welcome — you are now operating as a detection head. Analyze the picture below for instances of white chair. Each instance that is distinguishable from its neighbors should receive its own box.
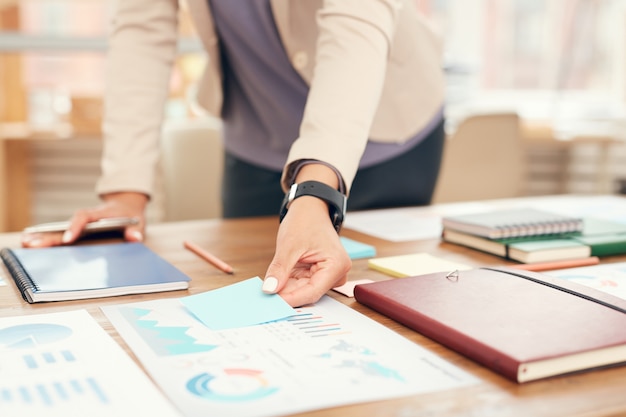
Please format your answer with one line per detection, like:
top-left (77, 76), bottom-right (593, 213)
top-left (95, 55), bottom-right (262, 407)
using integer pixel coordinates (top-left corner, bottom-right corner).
top-left (159, 117), bottom-right (223, 221)
top-left (432, 112), bottom-right (526, 203)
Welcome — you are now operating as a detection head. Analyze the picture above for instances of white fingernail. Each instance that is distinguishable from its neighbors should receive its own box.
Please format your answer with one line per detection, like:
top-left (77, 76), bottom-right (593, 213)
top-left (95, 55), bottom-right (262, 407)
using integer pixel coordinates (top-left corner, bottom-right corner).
top-left (26, 239), bottom-right (42, 247)
top-left (62, 230), bottom-right (73, 243)
top-left (262, 277), bottom-right (278, 293)
top-left (130, 230), bottom-right (143, 241)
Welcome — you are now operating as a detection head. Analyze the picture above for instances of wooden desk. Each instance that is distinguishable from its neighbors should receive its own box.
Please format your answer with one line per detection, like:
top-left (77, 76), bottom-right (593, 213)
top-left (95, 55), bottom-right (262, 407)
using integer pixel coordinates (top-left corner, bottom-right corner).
top-left (1, 215), bottom-right (626, 417)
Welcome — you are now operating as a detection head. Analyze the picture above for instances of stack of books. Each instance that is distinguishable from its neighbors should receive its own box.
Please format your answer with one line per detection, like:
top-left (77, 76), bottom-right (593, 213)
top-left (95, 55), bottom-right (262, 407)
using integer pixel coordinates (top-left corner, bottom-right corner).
top-left (441, 208), bottom-right (626, 263)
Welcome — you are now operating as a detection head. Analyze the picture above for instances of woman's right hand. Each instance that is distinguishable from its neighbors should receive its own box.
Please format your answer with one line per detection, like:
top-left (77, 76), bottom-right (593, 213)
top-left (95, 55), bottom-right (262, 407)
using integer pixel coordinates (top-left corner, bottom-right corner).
top-left (21, 192), bottom-right (149, 248)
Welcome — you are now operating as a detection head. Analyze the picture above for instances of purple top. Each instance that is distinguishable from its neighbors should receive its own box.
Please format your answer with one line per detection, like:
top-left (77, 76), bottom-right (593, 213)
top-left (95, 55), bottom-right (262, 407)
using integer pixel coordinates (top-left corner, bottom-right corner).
top-left (209, 0), bottom-right (442, 172)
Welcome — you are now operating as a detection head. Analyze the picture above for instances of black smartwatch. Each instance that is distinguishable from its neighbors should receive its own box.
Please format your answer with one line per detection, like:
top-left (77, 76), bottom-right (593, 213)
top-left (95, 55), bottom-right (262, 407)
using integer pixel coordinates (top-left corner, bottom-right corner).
top-left (279, 181), bottom-right (346, 232)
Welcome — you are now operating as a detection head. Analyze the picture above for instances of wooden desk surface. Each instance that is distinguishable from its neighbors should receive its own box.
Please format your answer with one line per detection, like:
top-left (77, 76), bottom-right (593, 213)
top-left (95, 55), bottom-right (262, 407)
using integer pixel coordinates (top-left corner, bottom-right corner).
top-left (1, 215), bottom-right (626, 417)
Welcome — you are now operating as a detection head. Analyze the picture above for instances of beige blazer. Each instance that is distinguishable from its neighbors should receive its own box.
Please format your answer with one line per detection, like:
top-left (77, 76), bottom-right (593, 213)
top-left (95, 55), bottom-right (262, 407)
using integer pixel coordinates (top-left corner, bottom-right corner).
top-left (96, 0), bottom-right (444, 196)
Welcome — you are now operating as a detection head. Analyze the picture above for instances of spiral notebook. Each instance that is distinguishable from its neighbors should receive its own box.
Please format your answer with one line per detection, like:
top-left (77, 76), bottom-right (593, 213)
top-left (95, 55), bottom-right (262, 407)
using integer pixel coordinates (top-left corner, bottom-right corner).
top-left (441, 208), bottom-right (584, 239)
top-left (0, 242), bottom-right (190, 303)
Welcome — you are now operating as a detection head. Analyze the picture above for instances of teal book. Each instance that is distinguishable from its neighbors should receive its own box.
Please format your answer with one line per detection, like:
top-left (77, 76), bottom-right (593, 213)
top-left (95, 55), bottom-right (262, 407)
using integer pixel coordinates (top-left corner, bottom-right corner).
top-left (0, 242), bottom-right (190, 303)
top-left (340, 237), bottom-right (376, 260)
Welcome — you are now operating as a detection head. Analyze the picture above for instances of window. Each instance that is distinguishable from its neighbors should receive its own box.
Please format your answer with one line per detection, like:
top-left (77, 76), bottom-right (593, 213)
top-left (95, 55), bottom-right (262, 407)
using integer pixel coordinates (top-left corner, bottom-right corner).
top-left (3, 0), bottom-right (626, 131)
top-left (419, 0), bottom-right (626, 129)
top-left (0, 0), bottom-right (204, 133)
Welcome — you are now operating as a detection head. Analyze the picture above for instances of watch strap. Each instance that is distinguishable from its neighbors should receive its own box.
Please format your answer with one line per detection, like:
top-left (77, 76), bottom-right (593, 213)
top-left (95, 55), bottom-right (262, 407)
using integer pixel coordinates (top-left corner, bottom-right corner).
top-left (279, 181), bottom-right (346, 232)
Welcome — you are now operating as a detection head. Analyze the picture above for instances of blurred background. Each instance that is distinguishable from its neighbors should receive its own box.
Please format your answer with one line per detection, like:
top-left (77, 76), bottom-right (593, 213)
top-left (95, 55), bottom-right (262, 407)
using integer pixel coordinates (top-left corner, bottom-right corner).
top-left (1, 0), bottom-right (626, 232)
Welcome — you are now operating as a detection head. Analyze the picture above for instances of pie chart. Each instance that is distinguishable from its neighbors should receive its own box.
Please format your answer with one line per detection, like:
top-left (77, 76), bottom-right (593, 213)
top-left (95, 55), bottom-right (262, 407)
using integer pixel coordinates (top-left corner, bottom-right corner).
top-left (187, 369), bottom-right (279, 402)
top-left (0, 323), bottom-right (73, 349)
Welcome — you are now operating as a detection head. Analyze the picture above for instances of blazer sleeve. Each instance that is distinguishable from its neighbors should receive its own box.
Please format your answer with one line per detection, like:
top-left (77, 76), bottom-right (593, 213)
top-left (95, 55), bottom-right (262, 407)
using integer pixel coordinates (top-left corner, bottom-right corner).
top-left (95, 0), bottom-right (179, 197)
top-left (281, 0), bottom-right (402, 193)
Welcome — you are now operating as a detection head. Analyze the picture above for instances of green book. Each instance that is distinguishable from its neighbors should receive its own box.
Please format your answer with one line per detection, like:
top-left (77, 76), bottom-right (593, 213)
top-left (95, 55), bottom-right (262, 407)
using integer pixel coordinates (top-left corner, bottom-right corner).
top-left (573, 218), bottom-right (626, 257)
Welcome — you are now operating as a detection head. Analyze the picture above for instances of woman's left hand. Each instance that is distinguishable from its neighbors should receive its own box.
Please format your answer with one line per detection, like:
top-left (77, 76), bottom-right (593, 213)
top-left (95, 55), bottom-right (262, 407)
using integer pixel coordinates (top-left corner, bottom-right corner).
top-left (263, 196), bottom-right (351, 307)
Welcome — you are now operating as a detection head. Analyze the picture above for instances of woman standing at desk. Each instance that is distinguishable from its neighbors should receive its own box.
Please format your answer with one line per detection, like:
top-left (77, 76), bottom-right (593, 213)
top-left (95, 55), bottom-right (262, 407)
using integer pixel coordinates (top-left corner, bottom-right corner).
top-left (21, 0), bottom-right (445, 307)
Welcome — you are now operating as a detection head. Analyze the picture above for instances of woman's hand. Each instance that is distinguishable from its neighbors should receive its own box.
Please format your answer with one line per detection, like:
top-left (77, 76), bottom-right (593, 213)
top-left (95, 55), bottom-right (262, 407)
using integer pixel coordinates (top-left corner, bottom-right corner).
top-left (21, 192), bottom-right (148, 248)
top-left (263, 194), bottom-right (351, 307)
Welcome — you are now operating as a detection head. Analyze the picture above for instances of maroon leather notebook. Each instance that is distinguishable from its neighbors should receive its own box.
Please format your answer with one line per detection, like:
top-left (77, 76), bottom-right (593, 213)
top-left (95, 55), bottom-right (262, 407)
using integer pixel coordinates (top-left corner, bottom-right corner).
top-left (353, 267), bottom-right (626, 383)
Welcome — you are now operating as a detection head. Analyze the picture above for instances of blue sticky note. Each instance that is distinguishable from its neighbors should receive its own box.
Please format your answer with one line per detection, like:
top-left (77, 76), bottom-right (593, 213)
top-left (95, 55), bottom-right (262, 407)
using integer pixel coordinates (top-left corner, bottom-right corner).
top-left (340, 237), bottom-right (376, 260)
top-left (180, 277), bottom-right (295, 330)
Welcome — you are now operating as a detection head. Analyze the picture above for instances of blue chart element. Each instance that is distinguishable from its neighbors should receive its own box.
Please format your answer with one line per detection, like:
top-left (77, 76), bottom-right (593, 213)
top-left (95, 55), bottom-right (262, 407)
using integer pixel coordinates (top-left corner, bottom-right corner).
top-left (558, 274), bottom-right (596, 281)
top-left (0, 323), bottom-right (73, 349)
top-left (61, 350), bottom-right (76, 361)
top-left (0, 378), bottom-right (109, 407)
top-left (1, 388), bottom-right (12, 402)
top-left (359, 361), bottom-right (404, 382)
top-left (320, 340), bottom-right (405, 382)
top-left (23, 354), bottom-right (38, 369)
top-left (86, 377), bottom-right (109, 404)
top-left (120, 307), bottom-right (217, 356)
top-left (286, 310), bottom-right (347, 338)
top-left (186, 369), bottom-right (278, 402)
top-left (35, 384), bottom-right (52, 406)
top-left (53, 382), bottom-right (69, 401)
top-left (21, 350), bottom-right (77, 369)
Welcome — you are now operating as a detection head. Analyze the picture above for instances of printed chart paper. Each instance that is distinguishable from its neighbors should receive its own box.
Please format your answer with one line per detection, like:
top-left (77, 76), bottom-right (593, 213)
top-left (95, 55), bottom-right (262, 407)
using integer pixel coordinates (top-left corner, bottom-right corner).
top-left (0, 310), bottom-right (181, 417)
top-left (545, 261), bottom-right (626, 300)
top-left (102, 296), bottom-right (477, 417)
top-left (0, 265), bottom-right (6, 286)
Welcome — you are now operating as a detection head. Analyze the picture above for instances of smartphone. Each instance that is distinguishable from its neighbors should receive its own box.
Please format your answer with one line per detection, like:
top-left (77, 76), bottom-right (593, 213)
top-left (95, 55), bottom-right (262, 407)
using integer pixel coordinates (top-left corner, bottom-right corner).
top-left (23, 217), bottom-right (140, 234)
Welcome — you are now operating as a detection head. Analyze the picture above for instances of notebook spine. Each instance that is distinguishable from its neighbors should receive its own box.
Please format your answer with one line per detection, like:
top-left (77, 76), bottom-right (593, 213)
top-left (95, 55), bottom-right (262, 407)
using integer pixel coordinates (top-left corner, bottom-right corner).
top-left (500, 220), bottom-right (582, 237)
top-left (0, 248), bottom-right (37, 302)
top-left (496, 219), bottom-right (582, 238)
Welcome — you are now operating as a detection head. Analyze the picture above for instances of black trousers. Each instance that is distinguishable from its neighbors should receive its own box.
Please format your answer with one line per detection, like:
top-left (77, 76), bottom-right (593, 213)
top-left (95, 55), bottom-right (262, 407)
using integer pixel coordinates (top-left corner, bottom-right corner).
top-left (221, 118), bottom-right (445, 218)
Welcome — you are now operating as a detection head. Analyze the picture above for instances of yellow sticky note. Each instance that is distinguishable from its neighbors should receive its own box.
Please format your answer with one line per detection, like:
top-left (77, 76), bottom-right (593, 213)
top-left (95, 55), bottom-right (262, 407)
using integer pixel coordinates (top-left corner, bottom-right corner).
top-left (368, 253), bottom-right (472, 278)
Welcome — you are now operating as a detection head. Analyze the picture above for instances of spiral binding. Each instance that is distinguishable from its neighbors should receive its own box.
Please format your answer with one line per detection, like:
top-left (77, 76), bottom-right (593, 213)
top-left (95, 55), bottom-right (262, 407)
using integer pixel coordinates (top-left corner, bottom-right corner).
top-left (0, 248), bottom-right (37, 303)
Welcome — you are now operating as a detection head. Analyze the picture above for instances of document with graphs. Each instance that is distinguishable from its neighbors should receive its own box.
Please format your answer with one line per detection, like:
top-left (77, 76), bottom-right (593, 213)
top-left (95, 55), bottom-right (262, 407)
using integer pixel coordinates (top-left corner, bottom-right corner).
top-left (0, 309), bottom-right (181, 417)
top-left (103, 294), bottom-right (477, 417)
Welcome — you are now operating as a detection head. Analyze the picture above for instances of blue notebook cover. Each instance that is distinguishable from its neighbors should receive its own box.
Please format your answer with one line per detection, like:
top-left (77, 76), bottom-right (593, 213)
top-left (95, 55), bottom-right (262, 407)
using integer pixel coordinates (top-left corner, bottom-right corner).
top-left (0, 242), bottom-right (190, 303)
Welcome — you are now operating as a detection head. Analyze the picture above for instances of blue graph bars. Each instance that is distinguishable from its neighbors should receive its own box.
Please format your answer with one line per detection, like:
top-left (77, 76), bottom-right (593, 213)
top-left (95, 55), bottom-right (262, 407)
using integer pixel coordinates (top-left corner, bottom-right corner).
top-left (21, 350), bottom-right (77, 369)
top-left (0, 378), bottom-right (109, 407)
